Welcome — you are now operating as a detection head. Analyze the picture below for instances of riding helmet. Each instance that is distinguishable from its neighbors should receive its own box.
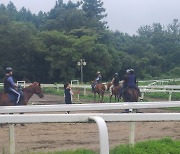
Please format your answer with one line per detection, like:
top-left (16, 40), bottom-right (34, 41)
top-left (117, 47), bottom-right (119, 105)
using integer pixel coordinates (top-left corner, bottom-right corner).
top-left (6, 67), bottom-right (13, 73)
top-left (130, 69), bottom-right (134, 73)
top-left (114, 73), bottom-right (118, 76)
top-left (126, 69), bottom-right (130, 73)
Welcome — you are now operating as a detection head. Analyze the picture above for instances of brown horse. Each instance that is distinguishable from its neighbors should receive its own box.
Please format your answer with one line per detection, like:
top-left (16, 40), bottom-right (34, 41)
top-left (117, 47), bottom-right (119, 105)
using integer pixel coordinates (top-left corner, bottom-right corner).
top-left (0, 82), bottom-right (44, 106)
top-left (92, 83), bottom-right (106, 103)
top-left (107, 82), bottom-right (122, 102)
top-left (122, 88), bottom-right (138, 112)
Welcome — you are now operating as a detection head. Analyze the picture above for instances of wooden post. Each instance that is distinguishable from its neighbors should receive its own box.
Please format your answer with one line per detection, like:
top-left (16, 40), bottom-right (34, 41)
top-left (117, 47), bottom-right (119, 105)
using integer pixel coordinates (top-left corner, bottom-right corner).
top-left (129, 122), bottom-right (135, 146)
top-left (169, 92), bottom-right (172, 101)
top-left (9, 124), bottom-right (15, 154)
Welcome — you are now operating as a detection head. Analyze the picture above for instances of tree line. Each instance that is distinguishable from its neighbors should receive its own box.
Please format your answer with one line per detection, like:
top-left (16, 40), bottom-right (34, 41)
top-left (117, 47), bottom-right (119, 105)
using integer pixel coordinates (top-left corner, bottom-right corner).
top-left (0, 0), bottom-right (180, 83)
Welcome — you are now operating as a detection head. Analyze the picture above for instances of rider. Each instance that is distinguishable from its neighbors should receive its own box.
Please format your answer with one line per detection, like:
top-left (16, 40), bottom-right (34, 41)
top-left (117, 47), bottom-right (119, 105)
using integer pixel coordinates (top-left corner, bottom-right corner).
top-left (92, 71), bottom-right (102, 91)
top-left (3, 67), bottom-right (21, 104)
top-left (110, 73), bottom-right (119, 95)
top-left (119, 69), bottom-right (141, 99)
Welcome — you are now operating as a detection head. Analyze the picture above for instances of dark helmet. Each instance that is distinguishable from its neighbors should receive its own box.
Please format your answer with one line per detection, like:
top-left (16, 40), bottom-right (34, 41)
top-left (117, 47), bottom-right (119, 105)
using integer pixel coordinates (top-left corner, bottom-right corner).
top-left (6, 67), bottom-right (13, 73)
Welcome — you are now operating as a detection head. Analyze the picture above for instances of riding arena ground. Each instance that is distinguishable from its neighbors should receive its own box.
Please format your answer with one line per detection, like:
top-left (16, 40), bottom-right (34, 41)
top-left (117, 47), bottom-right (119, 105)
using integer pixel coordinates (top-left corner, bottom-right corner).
top-left (0, 94), bottom-right (180, 153)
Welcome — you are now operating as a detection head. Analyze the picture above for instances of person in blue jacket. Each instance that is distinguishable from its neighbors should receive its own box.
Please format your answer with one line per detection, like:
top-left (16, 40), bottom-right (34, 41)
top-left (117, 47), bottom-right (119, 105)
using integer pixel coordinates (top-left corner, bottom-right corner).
top-left (3, 67), bottom-right (21, 104)
top-left (119, 69), bottom-right (141, 98)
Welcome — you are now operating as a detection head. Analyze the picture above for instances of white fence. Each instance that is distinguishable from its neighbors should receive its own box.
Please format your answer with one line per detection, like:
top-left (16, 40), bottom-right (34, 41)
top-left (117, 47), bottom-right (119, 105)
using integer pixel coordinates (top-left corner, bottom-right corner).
top-left (1, 113), bottom-right (180, 154)
top-left (1, 102), bottom-right (180, 154)
top-left (1, 101), bottom-right (180, 114)
top-left (1, 80), bottom-right (180, 98)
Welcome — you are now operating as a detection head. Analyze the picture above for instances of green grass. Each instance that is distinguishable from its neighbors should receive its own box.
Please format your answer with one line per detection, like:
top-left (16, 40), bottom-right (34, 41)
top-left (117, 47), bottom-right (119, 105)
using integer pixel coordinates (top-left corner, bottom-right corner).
top-left (26, 138), bottom-right (180, 154)
top-left (29, 149), bottom-right (96, 154)
top-left (145, 92), bottom-right (180, 101)
top-left (42, 87), bottom-right (123, 103)
top-left (111, 138), bottom-right (180, 154)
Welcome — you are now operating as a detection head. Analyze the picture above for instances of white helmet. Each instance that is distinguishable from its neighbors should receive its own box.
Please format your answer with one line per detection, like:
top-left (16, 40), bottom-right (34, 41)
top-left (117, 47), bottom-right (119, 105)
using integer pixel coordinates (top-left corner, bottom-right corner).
top-left (126, 69), bottom-right (130, 73)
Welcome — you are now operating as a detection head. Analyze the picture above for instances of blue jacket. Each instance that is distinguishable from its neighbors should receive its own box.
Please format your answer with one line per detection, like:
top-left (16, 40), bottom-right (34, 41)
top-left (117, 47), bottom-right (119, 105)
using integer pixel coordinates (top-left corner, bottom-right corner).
top-left (127, 74), bottom-right (136, 87)
top-left (4, 74), bottom-right (16, 93)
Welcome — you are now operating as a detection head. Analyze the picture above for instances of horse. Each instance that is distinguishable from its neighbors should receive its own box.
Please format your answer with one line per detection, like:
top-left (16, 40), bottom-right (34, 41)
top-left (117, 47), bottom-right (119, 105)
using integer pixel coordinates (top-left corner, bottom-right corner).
top-left (107, 82), bottom-right (122, 102)
top-left (122, 87), bottom-right (139, 113)
top-left (0, 82), bottom-right (44, 106)
top-left (91, 82), bottom-right (106, 103)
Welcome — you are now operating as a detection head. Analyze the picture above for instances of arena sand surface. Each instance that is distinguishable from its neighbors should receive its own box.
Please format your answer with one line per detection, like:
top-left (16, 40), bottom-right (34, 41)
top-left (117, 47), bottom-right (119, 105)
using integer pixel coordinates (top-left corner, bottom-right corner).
top-left (0, 94), bottom-right (180, 154)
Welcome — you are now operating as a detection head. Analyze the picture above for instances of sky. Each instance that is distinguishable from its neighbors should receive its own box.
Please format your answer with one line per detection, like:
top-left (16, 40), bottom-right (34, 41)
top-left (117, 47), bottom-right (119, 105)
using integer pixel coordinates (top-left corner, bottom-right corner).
top-left (0, 0), bottom-right (180, 35)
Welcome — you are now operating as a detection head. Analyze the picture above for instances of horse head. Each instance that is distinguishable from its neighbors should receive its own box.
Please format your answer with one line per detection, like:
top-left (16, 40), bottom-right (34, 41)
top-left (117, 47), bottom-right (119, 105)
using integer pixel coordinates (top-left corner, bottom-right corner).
top-left (31, 82), bottom-right (44, 98)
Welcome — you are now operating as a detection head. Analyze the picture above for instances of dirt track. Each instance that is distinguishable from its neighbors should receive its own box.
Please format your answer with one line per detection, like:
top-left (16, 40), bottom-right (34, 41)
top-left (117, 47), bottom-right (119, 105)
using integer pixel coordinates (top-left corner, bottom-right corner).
top-left (0, 94), bottom-right (180, 154)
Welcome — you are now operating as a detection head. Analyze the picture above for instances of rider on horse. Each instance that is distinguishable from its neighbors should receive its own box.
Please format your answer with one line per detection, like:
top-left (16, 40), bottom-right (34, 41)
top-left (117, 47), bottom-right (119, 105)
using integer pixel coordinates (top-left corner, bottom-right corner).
top-left (119, 69), bottom-right (141, 99)
top-left (110, 73), bottom-right (119, 95)
top-left (92, 71), bottom-right (102, 91)
top-left (3, 67), bottom-right (21, 104)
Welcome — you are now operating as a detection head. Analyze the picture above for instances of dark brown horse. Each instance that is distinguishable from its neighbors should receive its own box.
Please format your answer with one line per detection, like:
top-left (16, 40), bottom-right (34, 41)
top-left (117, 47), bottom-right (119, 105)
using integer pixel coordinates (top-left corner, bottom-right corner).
top-left (107, 82), bottom-right (122, 102)
top-left (92, 83), bottom-right (106, 103)
top-left (122, 88), bottom-right (138, 112)
top-left (0, 82), bottom-right (44, 106)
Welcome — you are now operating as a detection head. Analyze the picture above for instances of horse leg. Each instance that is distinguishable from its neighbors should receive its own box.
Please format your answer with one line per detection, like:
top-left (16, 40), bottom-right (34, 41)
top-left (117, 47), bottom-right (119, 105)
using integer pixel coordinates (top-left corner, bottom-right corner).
top-left (110, 95), bottom-right (112, 103)
top-left (99, 94), bottom-right (101, 103)
top-left (101, 94), bottom-right (104, 103)
top-left (117, 95), bottom-right (120, 102)
top-left (94, 93), bottom-right (96, 103)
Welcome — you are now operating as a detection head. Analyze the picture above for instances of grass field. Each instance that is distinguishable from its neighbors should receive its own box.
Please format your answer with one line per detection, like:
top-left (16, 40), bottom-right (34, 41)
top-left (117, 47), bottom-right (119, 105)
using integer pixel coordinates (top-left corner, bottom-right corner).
top-left (27, 138), bottom-right (180, 154)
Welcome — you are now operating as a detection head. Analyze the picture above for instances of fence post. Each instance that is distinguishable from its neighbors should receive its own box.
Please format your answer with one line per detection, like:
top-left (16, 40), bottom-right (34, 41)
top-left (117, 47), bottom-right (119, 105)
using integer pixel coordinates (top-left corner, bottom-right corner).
top-left (129, 122), bottom-right (135, 146)
top-left (169, 92), bottom-right (172, 101)
top-left (84, 87), bottom-right (87, 95)
top-left (9, 124), bottom-right (15, 154)
top-left (56, 84), bottom-right (59, 91)
top-left (89, 116), bottom-right (109, 154)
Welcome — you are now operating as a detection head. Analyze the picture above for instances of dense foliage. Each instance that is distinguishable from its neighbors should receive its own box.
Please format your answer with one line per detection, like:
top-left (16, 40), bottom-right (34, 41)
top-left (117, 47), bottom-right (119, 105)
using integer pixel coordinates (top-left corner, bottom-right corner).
top-left (0, 0), bottom-right (180, 83)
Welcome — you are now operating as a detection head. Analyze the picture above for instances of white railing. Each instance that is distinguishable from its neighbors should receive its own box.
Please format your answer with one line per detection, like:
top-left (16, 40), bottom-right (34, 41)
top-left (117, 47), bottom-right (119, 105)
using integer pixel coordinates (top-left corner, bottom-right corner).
top-left (1, 102), bottom-right (180, 154)
top-left (1, 101), bottom-right (180, 114)
top-left (1, 113), bottom-right (180, 154)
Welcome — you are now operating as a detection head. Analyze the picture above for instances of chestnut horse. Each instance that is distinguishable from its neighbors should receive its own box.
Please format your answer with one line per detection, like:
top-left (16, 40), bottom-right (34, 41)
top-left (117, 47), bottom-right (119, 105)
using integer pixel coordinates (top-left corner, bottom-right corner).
top-left (122, 88), bottom-right (138, 112)
top-left (0, 82), bottom-right (44, 106)
top-left (92, 83), bottom-right (106, 103)
top-left (107, 82), bottom-right (122, 102)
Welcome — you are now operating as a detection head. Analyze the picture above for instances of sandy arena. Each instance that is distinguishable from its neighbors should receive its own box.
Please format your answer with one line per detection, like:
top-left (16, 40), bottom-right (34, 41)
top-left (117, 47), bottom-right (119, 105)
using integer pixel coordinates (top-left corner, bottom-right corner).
top-left (0, 94), bottom-right (180, 154)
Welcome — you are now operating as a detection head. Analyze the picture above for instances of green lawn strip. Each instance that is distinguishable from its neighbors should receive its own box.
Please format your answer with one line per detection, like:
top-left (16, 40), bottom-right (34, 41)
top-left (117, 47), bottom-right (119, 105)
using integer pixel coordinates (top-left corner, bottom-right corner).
top-left (28, 149), bottom-right (96, 154)
top-left (26, 138), bottom-right (180, 154)
top-left (110, 138), bottom-right (180, 154)
top-left (145, 92), bottom-right (180, 101)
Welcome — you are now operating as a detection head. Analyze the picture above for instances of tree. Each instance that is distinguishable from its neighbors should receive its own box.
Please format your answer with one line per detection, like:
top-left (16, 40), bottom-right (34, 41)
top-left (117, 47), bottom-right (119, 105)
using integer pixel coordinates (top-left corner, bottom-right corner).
top-left (82, 0), bottom-right (107, 29)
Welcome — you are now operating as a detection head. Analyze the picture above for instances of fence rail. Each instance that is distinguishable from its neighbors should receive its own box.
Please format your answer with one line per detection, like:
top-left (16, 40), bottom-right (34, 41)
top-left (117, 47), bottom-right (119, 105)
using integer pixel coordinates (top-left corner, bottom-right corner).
top-left (0, 101), bottom-right (180, 114)
top-left (1, 113), bottom-right (180, 154)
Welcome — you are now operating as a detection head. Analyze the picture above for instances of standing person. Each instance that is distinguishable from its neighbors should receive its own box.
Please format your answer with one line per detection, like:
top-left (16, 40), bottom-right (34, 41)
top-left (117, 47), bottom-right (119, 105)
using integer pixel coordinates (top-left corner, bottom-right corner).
top-left (64, 82), bottom-right (73, 114)
top-left (110, 73), bottom-right (119, 95)
top-left (4, 67), bottom-right (21, 104)
top-left (92, 71), bottom-right (102, 91)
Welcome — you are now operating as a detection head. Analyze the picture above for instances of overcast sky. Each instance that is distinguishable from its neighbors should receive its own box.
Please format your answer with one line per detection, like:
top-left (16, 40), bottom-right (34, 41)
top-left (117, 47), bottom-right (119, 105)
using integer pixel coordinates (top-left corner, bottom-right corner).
top-left (0, 0), bottom-right (180, 35)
